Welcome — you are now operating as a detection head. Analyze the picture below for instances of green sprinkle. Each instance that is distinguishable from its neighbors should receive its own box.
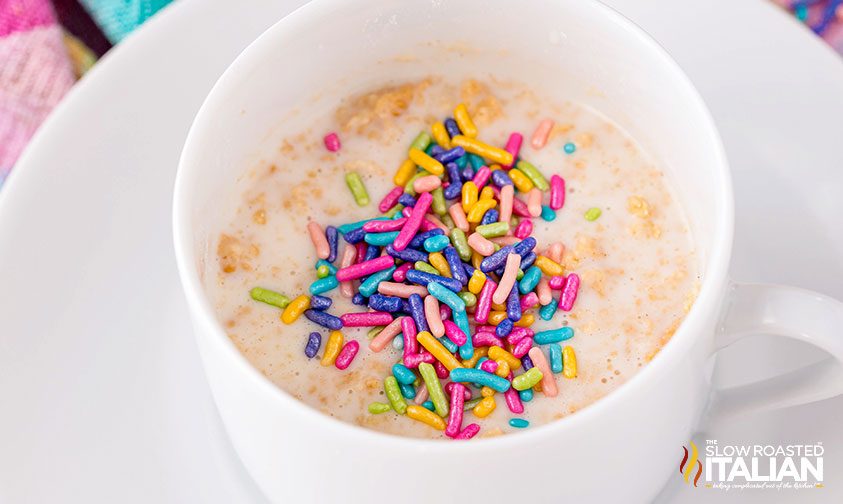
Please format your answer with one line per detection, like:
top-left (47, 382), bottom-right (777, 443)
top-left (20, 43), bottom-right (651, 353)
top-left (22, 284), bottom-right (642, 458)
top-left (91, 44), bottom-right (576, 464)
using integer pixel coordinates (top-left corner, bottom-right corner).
top-left (383, 203), bottom-right (405, 218)
top-left (368, 402), bottom-right (391, 414)
top-left (315, 259), bottom-right (337, 274)
top-left (410, 131), bottom-right (432, 151)
top-left (584, 207), bottom-right (602, 221)
top-left (512, 367), bottom-right (544, 391)
top-left (392, 334), bottom-right (404, 350)
top-left (419, 362), bottom-right (449, 417)
top-left (458, 291), bottom-right (477, 308)
top-left (476, 222), bottom-right (509, 238)
top-left (515, 160), bottom-right (549, 191)
top-left (384, 376), bottom-right (407, 414)
top-left (414, 261), bottom-right (439, 275)
top-left (515, 269), bottom-right (524, 281)
top-left (431, 187), bottom-right (447, 216)
top-left (441, 214), bottom-right (455, 229)
top-left (367, 326), bottom-right (386, 340)
top-left (249, 287), bottom-right (290, 308)
top-left (540, 205), bottom-right (556, 222)
top-left (450, 229), bottom-right (471, 260)
top-left (563, 142), bottom-right (576, 154)
top-left (464, 397), bottom-right (483, 411)
top-left (316, 264), bottom-right (331, 278)
top-left (509, 418), bottom-right (530, 428)
top-left (345, 172), bottom-right (370, 206)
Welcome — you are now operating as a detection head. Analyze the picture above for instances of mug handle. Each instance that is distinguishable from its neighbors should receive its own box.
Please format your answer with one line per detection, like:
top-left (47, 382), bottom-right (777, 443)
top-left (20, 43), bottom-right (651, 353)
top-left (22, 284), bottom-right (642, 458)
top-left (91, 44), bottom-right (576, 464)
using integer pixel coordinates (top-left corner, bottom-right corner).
top-left (707, 282), bottom-right (843, 419)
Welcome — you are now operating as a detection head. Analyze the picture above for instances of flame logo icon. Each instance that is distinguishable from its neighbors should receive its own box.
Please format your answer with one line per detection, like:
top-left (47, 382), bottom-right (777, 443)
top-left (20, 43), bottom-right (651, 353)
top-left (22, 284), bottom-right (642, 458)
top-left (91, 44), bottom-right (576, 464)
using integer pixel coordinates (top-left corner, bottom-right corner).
top-left (680, 441), bottom-right (703, 487)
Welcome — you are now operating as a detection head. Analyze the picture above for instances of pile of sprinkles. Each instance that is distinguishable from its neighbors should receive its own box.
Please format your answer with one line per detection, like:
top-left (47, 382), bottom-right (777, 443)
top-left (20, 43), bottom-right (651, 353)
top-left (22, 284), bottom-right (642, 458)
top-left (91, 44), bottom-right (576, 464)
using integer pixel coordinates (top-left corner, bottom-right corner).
top-left (250, 104), bottom-right (586, 439)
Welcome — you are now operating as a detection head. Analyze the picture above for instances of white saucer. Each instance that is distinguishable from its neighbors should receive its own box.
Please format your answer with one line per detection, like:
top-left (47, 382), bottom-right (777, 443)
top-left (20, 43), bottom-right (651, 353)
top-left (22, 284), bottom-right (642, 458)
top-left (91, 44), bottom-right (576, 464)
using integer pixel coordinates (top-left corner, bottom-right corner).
top-left (1, 0), bottom-right (841, 502)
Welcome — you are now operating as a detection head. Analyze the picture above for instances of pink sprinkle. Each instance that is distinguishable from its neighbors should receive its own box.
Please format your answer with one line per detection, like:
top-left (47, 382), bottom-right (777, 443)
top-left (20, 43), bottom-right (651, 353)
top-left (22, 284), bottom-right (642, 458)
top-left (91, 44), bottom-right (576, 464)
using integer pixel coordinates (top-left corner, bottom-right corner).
top-left (498, 184), bottom-right (514, 223)
top-left (363, 218), bottom-right (407, 232)
top-left (514, 219), bottom-right (533, 239)
top-left (472, 166), bottom-right (491, 188)
top-left (448, 203), bottom-right (470, 232)
top-left (354, 243), bottom-right (367, 265)
top-left (339, 244), bottom-right (357, 298)
top-left (530, 119), bottom-right (554, 149)
top-left (401, 317), bottom-right (418, 357)
top-left (507, 327), bottom-right (534, 345)
top-left (414, 384), bottom-right (429, 405)
top-left (467, 232), bottom-right (496, 256)
top-left (378, 282), bottom-right (428, 298)
top-left (323, 132), bottom-right (341, 152)
top-left (548, 275), bottom-right (566, 290)
top-left (475, 325), bottom-right (497, 333)
top-left (445, 382), bottom-right (473, 401)
top-left (445, 383), bottom-right (466, 438)
top-left (336, 255), bottom-right (395, 282)
top-left (455, 423), bottom-right (481, 440)
top-left (394, 192), bottom-right (432, 251)
top-left (512, 195), bottom-right (531, 217)
top-left (404, 351), bottom-right (436, 368)
top-left (549, 175), bottom-right (565, 210)
top-left (472, 332), bottom-right (504, 348)
top-left (439, 304), bottom-right (451, 321)
top-left (502, 133), bottom-right (522, 169)
top-left (474, 278), bottom-right (497, 323)
top-left (434, 361), bottom-right (449, 379)
top-left (378, 186), bottom-right (403, 213)
top-left (443, 320), bottom-right (467, 346)
top-left (413, 175), bottom-right (442, 193)
top-left (480, 360), bottom-right (498, 373)
top-left (511, 336), bottom-right (533, 358)
top-left (340, 311), bottom-right (393, 327)
top-left (369, 317), bottom-right (404, 352)
top-left (424, 214), bottom-right (449, 232)
top-left (504, 372), bottom-right (525, 413)
top-left (424, 295), bottom-right (445, 337)
top-left (490, 236), bottom-right (519, 247)
top-left (537, 278), bottom-right (553, 305)
top-left (307, 222), bottom-right (331, 260)
top-left (560, 273), bottom-right (580, 311)
top-left (493, 253), bottom-right (522, 305)
top-left (548, 242), bottom-right (565, 263)
top-left (520, 292), bottom-right (539, 311)
top-left (393, 262), bottom-right (413, 282)
top-left (334, 340), bottom-right (359, 369)
top-left (529, 347), bottom-right (558, 397)
top-left (527, 188), bottom-right (543, 217)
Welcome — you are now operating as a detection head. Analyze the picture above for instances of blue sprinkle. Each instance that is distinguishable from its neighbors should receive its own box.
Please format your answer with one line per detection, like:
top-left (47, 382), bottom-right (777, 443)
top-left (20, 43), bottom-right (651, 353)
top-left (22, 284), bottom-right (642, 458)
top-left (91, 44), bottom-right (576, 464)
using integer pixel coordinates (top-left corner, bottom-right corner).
top-left (534, 327), bottom-right (575, 345)
top-left (461, 166), bottom-right (476, 181)
top-left (324, 226), bottom-right (339, 263)
top-left (540, 205), bottom-right (556, 222)
top-left (519, 388), bottom-right (534, 402)
top-left (408, 293), bottom-right (429, 333)
top-left (512, 237), bottom-right (537, 257)
top-left (398, 193), bottom-right (417, 207)
top-left (392, 363), bottom-right (417, 385)
top-left (364, 244), bottom-right (380, 261)
top-left (304, 309), bottom-right (343, 330)
top-left (423, 234), bottom-right (451, 252)
top-left (309, 275), bottom-right (338, 295)
top-left (509, 418), bottom-right (530, 428)
top-left (522, 354), bottom-right (534, 371)
top-left (368, 293), bottom-right (404, 312)
top-left (563, 142), bottom-right (576, 154)
top-left (443, 182), bottom-right (462, 200)
top-left (427, 144), bottom-right (445, 157)
top-left (365, 231), bottom-right (399, 246)
top-left (310, 295), bottom-right (332, 311)
top-left (408, 229), bottom-right (445, 249)
top-left (304, 332), bottom-right (321, 358)
top-left (446, 161), bottom-right (463, 184)
top-left (521, 252), bottom-right (537, 270)
top-left (435, 146), bottom-right (465, 163)
top-left (549, 343), bottom-right (563, 374)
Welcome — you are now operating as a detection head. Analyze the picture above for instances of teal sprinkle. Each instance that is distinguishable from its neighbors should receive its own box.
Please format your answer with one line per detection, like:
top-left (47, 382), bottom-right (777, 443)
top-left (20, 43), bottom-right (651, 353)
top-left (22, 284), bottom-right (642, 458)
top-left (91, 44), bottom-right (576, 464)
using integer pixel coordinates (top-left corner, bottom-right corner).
top-left (439, 336), bottom-right (458, 354)
top-left (392, 334), bottom-right (404, 350)
top-left (358, 266), bottom-right (397, 297)
top-left (424, 234), bottom-right (451, 252)
top-left (518, 266), bottom-right (542, 295)
top-left (315, 259), bottom-right (337, 274)
top-left (455, 155), bottom-right (469, 169)
top-left (549, 343), bottom-right (563, 374)
top-left (364, 231), bottom-right (399, 246)
top-left (534, 326), bottom-right (574, 345)
top-left (563, 142), bottom-right (576, 154)
top-left (519, 388), bottom-right (534, 402)
top-left (795, 4), bottom-right (808, 21)
top-left (337, 217), bottom-right (388, 234)
top-left (422, 400), bottom-right (436, 411)
top-left (539, 298), bottom-right (559, 321)
top-left (540, 205), bottom-right (556, 222)
top-left (509, 418), bottom-right (530, 428)
top-left (309, 275), bottom-right (338, 295)
top-left (468, 153), bottom-right (485, 170)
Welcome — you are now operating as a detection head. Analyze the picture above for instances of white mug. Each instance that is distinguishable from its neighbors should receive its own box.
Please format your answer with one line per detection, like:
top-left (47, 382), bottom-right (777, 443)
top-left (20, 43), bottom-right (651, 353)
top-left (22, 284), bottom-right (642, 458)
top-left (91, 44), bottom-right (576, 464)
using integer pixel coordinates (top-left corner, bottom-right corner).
top-left (173, 0), bottom-right (843, 501)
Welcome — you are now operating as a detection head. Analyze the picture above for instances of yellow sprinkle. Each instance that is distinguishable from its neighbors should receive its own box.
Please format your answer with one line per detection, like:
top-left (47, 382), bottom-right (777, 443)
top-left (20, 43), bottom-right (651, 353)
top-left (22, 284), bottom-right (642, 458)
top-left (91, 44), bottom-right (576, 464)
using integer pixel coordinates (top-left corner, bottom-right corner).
top-left (487, 311), bottom-right (507, 325)
top-left (489, 164), bottom-right (502, 171)
top-left (535, 255), bottom-right (564, 276)
top-left (431, 121), bottom-right (451, 149)
top-left (514, 313), bottom-right (535, 327)
top-left (494, 359), bottom-right (510, 378)
top-left (394, 159), bottom-right (416, 186)
top-left (471, 251), bottom-right (484, 269)
top-left (468, 270), bottom-right (486, 294)
top-left (320, 330), bottom-right (343, 366)
top-left (461, 181), bottom-right (479, 212)
top-left (466, 198), bottom-right (496, 223)
top-left (488, 346), bottom-right (521, 370)
top-left (409, 147), bottom-right (444, 176)
top-left (479, 186), bottom-right (495, 201)
top-left (481, 386), bottom-right (496, 398)
top-left (453, 103), bottom-right (478, 138)
top-left (473, 396), bottom-right (496, 418)
top-left (428, 252), bottom-right (451, 277)
top-left (406, 405), bottom-right (446, 430)
top-left (281, 295), bottom-right (310, 324)
top-left (461, 347), bottom-right (488, 368)
top-left (417, 331), bottom-right (463, 370)
top-left (451, 135), bottom-right (513, 166)
top-left (563, 345), bottom-right (578, 378)
top-left (491, 302), bottom-right (506, 312)
top-left (508, 169), bottom-right (534, 193)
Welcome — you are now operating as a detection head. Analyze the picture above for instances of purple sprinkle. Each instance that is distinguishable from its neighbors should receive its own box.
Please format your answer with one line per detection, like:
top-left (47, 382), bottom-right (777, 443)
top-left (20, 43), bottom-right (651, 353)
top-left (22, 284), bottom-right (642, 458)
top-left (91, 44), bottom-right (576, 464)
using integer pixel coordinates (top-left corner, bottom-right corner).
top-left (522, 354), bottom-right (534, 370)
top-left (444, 118), bottom-right (461, 137)
top-left (490, 169), bottom-right (514, 187)
top-left (496, 318), bottom-right (514, 337)
top-left (443, 182), bottom-right (462, 200)
top-left (443, 246), bottom-right (468, 285)
top-left (460, 166), bottom-right (475, 181)
top-left (386, 244), bottom-right (428, 263)
top-left (446, 161), bottom-right (463, 184)
top-left (304, 309), bottom-right (343, 330)
top-left (398, 193), bottom-right (417, 207)
top-left (405, 269), bottom-right (463, 292)
top-left (408, 228), bottom-right (445, 249)
top-left (364, 245), bottom-right (380, 261)
top-left (521, 252), bottom-right (537, 270)
top-left (310, 295), bottom-right (332, 311)
top-left (305, 332), bottom-right (321, 358)
top-left (506, 285), bottom-right (522, 321)
top-left (368, 294), bottom-right (403, 312)
top-left (408, 293), bottom-right (429, 333)
top-left (352, 293), bottom-right (367, 306)
top-left (342, 226), bottom-right (366, 244)
top-left (512, 237), bottom-right (537, 257)
top-left (480, 208), bottom-right (499, 226)
top-left (480, 245), bottom-right (513, 273)
top-left (435, 146), bottom-right (465, 163)
top-left (326, 226), bottom-right (338, 262)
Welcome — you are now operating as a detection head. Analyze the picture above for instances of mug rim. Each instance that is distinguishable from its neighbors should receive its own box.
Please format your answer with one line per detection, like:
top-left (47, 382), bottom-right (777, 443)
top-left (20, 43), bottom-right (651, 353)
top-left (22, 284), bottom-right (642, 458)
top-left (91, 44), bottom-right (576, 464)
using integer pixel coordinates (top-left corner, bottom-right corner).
top-left (173, 0), bottom-right (734, 451)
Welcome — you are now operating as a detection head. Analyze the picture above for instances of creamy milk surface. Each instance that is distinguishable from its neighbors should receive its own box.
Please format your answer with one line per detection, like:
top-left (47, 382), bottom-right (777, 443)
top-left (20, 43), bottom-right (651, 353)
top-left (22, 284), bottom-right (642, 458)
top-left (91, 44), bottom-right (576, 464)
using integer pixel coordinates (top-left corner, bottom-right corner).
top-left (205, 77), bottom-right (699, 439)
